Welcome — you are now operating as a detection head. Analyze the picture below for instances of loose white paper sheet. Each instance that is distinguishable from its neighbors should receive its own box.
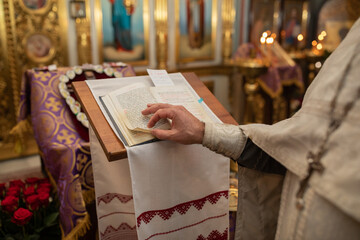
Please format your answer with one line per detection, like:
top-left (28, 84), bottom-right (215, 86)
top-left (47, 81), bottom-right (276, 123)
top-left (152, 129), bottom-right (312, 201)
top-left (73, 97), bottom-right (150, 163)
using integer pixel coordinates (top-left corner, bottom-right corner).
top-left (147, 69), bottom-right (174, 87)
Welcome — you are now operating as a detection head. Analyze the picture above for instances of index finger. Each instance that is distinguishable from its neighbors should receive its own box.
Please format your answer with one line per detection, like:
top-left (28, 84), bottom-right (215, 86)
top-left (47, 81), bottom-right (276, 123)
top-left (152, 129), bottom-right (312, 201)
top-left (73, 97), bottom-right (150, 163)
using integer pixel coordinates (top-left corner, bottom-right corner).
top-left (142, 103), bottom-right (173, 115)
top-left (147, 108), bottom-right (176, 128)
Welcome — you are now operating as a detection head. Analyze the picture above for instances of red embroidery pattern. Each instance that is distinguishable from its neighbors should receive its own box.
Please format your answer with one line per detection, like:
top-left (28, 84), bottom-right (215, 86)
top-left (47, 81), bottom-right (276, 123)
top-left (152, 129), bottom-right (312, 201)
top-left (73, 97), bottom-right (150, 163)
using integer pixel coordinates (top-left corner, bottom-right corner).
top-left (144, 213), bottom-right (228, 240)
top-left (97, 193), bottom-right (133, 206)
top-left (99, 211), bottom-right (135, 220)
top-left (100, 223), bottom-right (137, 240)
top-left (197, 228), bottom-right (228, 240)
top-left (137, 190), bottom-right (228, 227)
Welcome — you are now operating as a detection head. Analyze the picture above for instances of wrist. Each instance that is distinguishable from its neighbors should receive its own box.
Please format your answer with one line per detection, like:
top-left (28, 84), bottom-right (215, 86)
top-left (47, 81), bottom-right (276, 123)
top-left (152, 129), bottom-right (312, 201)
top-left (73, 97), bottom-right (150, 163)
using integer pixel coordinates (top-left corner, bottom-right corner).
top-left (195, 121), bottom-right (205, 144)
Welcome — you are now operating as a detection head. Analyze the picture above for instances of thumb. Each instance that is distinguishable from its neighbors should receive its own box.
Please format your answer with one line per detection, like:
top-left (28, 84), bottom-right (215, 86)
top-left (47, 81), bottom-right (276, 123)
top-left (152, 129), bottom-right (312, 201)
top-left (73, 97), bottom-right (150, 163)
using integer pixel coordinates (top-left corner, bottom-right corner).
top-left (151, 129), bottom-right (175, 140)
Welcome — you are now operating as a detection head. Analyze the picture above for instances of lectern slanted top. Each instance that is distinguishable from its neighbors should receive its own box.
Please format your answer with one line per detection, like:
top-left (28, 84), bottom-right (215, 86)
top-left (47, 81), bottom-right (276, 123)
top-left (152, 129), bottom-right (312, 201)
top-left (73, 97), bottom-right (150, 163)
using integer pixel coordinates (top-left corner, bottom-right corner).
top-left (72, 72), bottom-right (237, 161)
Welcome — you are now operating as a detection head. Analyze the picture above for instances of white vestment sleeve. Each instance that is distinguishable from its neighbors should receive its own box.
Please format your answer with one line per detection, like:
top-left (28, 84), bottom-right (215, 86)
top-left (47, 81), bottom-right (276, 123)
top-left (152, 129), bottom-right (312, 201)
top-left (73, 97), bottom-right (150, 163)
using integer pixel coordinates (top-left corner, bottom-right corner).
top-left (202, 122), bottom-right (247, 160)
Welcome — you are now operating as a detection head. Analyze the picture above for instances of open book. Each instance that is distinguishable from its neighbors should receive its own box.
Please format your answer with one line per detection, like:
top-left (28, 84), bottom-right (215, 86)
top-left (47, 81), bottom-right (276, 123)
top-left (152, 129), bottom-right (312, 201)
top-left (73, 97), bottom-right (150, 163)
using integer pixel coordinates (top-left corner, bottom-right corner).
top-left (100, 82), bottom-right (212, 146)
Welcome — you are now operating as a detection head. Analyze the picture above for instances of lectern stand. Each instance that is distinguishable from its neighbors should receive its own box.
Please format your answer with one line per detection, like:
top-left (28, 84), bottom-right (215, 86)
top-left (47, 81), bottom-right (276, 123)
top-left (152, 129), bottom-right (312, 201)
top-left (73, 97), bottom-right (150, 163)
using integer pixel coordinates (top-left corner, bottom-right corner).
top-left (72, 72), bottom-right (238, 240)
top-left (73, 72), bottom-right (238, 161)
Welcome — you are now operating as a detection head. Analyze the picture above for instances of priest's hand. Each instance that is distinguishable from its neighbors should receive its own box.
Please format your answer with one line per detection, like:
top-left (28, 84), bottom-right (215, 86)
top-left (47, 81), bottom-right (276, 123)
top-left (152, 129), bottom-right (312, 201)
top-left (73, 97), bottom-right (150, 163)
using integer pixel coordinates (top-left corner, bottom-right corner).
top-left (141, 103), bottom-right (205, 145)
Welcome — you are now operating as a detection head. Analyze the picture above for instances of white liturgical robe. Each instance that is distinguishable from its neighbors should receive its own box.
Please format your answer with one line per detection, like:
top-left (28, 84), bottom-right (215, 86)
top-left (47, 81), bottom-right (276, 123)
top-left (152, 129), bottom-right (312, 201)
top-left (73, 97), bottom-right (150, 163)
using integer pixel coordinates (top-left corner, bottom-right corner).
top-left (203, 17), bottom-right (360, 240)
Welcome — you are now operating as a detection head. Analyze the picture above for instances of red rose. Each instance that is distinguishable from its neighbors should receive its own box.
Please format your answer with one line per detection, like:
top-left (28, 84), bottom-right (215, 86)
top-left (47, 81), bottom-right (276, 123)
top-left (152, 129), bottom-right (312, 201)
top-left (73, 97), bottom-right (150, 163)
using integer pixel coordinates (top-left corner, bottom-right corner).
top-left (39, 182), bottom-right (51, 189)
top-left (26, 195), bottom-right (40, 211)
top-left (6, 186), bottom-right (21, 197)
top-left (9, 180), bottom-right (25, 190)
top-left (38, 192), bottom-right (50, 207)
top-left (37, 186), bottom-right (50, 194)
top-left (1, 195), bottom-right (19, 213)
top-left (25, 177), bottom-right (39, 185)
top-left (11, 208), bottom-right (33, 226)
top-left (24, 186), bottom-right (36, 197)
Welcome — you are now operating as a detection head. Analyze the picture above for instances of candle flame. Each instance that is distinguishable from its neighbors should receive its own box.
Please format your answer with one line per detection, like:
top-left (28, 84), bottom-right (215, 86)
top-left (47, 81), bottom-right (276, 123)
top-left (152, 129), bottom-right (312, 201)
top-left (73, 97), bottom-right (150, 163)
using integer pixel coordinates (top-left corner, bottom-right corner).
top-left (297, 34), bottom-right (304, 41)
top-left (266, 37), bottom-right (274, 44)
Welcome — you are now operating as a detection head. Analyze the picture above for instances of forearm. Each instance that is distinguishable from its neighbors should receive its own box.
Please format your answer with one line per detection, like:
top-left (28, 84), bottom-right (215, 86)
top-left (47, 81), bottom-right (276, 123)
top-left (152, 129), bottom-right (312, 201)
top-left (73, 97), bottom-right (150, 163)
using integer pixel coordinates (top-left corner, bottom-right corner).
top-left (202, 122), bottom-right (286, 175)
top-left (202, 122), bottom-right (247, 160)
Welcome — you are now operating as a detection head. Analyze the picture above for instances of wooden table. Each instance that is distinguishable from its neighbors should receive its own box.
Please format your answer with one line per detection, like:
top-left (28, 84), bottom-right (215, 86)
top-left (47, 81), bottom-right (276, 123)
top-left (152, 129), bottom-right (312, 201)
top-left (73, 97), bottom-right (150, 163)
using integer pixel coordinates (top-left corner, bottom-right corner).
top-left (73, 72), bottom-right (238, 161)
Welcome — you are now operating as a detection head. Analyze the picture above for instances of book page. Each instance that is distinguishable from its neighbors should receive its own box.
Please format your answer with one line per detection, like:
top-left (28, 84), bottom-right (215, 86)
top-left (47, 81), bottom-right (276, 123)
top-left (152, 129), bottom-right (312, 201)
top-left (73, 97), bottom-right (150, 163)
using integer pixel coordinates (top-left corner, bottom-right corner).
top-left (101, 95), bottom-right (155, 146)
top-left (108, 83), bottom-right (170, 132)
top-left (150, 86), bottom-right (212, 122)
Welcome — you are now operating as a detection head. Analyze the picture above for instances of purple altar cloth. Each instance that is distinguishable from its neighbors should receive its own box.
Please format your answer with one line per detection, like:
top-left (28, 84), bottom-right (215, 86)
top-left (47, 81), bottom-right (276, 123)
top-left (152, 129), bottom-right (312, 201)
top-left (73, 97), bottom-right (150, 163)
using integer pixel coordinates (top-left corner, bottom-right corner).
top-left (18, 65), bottom-right (136, 238)
top-left (233, 43), bottom-right (304, 98)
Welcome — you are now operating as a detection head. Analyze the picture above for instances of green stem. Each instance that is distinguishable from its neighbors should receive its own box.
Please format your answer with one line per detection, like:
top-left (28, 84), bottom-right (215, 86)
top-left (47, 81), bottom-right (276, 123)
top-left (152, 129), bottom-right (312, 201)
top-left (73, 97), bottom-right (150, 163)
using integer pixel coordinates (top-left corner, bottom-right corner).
top-left (22, 225), bottom-right (27, 239)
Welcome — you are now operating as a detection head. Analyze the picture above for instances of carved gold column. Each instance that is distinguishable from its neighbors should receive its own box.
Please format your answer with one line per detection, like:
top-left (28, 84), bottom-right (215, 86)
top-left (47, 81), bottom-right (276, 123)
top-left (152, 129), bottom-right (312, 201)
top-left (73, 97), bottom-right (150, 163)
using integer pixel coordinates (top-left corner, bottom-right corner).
top-left (155, 0), bottom-right (167, 69)
top-left (272, 96), bottom-right (287, 123)
top-left (0, 0), bottom-right (16, 143)
top-left (222, 0), bottom-right (235, 61)
top-left (237, 61), bottom-right (268, 124)
top-left (74, 0), bottom-right (92, 65)
top-left (243, 77), bottom-right (265, 124)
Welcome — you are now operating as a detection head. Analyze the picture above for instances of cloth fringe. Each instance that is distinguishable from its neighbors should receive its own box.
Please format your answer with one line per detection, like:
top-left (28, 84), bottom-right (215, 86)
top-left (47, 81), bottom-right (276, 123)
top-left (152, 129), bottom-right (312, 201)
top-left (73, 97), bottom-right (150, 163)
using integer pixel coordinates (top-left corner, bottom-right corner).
top-left (258, 77), bottom-right (304, 99)
top-left (82, 188), bottom-right (95, 205)
top-left (61, 212), bottom-right (91, 240)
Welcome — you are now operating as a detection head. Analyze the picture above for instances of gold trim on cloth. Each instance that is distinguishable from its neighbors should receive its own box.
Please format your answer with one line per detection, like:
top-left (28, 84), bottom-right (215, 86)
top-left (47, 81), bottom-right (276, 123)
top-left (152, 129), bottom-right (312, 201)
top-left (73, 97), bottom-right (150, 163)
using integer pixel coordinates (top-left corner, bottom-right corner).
top-left (82, 188), bottom-right (95, 205)
top-left (45, 163), bottom-right (93, 240)
top-left (258, 77), bottom-right (304, 99)
top-left (61, 212), bottom-right (91, 240)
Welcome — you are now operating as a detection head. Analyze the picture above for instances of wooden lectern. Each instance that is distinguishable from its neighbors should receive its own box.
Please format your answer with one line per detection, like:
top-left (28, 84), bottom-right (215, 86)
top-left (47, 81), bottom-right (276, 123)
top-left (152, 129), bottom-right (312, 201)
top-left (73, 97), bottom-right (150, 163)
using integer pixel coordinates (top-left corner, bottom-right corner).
top-left (73, 72), bottom-right (238, 161)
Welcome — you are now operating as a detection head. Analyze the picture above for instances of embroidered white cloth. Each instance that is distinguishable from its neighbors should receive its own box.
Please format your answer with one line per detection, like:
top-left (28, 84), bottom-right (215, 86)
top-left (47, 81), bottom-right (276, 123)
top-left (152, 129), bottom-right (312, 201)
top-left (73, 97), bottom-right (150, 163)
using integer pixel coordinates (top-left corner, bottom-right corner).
top-left (90, 127), bottom-right (138, 239)
top-left (91, 128), bottom-right (230, 240)
top-left (127, 141), bottom-right (229, 240)
top-left (88, 73), bottom-right (230, 239)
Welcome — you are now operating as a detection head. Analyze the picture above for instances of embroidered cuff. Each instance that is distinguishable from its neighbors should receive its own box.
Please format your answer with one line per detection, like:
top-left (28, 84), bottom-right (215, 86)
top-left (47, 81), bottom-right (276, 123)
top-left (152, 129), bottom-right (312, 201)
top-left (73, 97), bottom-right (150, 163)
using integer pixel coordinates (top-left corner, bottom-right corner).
top-left (202, 122), bottom-right (247, 160)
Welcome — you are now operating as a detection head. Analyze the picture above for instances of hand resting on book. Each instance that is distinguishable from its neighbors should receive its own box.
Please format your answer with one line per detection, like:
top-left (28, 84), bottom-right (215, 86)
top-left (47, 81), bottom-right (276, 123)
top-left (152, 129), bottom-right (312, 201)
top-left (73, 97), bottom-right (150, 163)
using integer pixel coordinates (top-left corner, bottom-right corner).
top-left (142, 103), bottom-right (205, 145)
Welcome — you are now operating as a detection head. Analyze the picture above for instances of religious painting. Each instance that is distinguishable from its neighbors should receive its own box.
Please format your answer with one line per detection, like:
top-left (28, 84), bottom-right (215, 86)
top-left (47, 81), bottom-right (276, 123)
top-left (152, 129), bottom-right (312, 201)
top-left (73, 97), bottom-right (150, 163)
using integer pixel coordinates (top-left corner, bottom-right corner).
top-left (22, 0), bottom-right (47, 10)
top-left (281, 0), bottom-right (308, 51)
top-left (25, 33), bottom-right (55, 63)
top-left (19, 0), bottom-right (52, 14)
top-left (70, 1), bottom-right (86, 18)
top-left (249, 0), bottom-right (279, 45)
top-left (98, 0), bottom-right (149, 65)
top-left (176, 0), bottom-right (217, 63)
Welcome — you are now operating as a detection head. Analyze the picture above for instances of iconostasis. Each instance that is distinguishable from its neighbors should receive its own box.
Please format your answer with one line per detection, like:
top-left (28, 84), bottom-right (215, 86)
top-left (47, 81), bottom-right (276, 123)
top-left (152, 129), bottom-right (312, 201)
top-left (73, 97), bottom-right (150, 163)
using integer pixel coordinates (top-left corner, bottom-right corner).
top-left (1, 0), bottom-right (359, 160)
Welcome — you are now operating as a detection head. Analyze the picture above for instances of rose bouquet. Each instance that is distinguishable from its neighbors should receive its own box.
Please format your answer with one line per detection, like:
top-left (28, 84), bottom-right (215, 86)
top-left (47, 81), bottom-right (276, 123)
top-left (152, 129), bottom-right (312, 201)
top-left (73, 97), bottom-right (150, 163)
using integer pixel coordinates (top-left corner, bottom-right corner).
top-left (0, 177), bottom-right (61, 240)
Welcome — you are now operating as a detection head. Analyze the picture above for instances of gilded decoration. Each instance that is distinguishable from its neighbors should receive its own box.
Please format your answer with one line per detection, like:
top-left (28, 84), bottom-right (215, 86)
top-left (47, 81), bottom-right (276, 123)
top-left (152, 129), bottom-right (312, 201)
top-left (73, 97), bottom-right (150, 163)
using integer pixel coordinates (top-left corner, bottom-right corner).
top-left (74, 0), bottom-right (92, 65)
top-left (0, 0), bottom-right (68, 160)
top-left (0, 1), bottom-right (14, 143)
top-left (222, 0), bottom-right (236, 60)
top-left (155, 0), bottom-right (168, 69)
top-left (272, 95), bottom-right (287, 123)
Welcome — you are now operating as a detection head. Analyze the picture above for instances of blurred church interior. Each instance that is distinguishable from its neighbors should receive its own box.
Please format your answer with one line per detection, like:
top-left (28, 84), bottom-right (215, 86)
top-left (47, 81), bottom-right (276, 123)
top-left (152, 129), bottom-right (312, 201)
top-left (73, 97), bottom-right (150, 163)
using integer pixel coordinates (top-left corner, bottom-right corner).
top-left (0, 0), bottom-right (359, 239)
